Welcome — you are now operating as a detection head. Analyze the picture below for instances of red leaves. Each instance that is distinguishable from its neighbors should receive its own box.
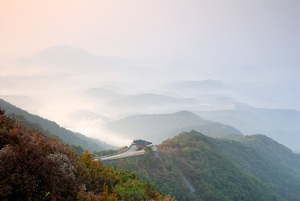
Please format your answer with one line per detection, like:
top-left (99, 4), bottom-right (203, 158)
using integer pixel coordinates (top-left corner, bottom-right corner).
top-left (0, 111), bottom-right (80, 200)
top-left (0, 110), bottom-right (172, 201)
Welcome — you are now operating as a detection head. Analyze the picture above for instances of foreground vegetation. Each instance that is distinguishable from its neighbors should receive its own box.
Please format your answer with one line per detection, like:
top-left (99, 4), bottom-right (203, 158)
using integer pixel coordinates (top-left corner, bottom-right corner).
top-left (0, 109), bottom-right (173, 200)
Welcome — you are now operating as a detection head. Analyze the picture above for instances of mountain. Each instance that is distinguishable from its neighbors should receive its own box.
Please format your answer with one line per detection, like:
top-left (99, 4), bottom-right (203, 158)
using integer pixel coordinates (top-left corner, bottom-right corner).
top-left (114, 131), bottom-right (300, 201)
top-left (161, 79), bottom-right (236, 109)
top-left (164, 80), bottom-right (226, 95)
top-left (0, 110), bottom-right (172, 200)
top-left (195, 103), bottom-right (300, 151)
top-left (105, 110), bottom-right (243, 144)
top-left (17, 45), bottom-right (161, 85)
top-left (0, 99), bottom-right (115, 152)
top-left (19, 45), bottom-right (122, 69)
top-left (110, 93), bottom-right (197, 108)
top-left (82, 87), bottom-right (198, 112)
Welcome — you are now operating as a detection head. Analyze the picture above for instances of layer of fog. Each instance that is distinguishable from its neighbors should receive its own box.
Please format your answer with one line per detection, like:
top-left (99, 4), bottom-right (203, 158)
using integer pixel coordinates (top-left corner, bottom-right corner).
top-left (1, 46), bottom-right (299, 147)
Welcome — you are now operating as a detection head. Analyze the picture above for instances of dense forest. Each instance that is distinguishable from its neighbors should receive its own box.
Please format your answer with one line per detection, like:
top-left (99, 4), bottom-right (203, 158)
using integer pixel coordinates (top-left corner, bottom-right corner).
top-left (114, 131), bottom-right (300, 201)
top-left (0, 108), bottom-right (173, 200)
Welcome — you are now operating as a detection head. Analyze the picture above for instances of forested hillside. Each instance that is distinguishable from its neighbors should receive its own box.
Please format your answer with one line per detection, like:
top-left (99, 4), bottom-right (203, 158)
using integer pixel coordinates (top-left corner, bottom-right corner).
top-left (114, 131), bottom-right (300, 201)
top-left (0, 109), bottom-right (173, 200)
top-left (0, 99), bottom-right (114, 152)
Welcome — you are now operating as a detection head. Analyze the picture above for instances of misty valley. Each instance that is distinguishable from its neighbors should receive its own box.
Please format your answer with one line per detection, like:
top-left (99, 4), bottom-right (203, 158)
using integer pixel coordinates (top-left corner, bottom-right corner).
top-left (1, 46), bottom-right (300, 201)
top-left (1, 1), bottom-right (299, 199)
top-left (1, 98), bottom-right (300, 200)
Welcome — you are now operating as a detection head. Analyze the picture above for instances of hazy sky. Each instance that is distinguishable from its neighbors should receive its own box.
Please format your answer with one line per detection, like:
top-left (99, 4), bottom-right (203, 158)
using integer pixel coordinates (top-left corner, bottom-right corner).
top-left (1, 0), bottom-right (299, 83)
top-left (1, 0), bottom-right (299, 61)
top-left (1, 0), bottom-right (299, 145)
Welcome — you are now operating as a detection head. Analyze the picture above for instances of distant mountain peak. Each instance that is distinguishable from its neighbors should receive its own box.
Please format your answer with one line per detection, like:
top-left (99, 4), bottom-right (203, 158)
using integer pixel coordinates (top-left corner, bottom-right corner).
top-left (174, 110), bottom-right (203, 120)
top-left (19, 45), bottom-right (121, 68)
top-left (34, 45), bottom-right (99, 63)
top-left (105, 110), bottom-right (242, 144)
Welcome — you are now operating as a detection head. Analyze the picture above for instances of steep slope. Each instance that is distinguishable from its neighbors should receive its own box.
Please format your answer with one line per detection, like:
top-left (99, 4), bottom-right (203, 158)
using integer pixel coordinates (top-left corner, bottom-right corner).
top-left (235, 135), bottom-right (300, 200)
top-left (113, 131), bottom-right (300, 201)
top-left (0, 99), bottom-right (114, 152)
top-left (105, 110), bottom-right (242, 144)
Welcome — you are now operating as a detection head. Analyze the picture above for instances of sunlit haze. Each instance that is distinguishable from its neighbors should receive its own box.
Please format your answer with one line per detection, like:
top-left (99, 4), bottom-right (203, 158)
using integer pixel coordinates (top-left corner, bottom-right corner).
top-left (1, 0), bottom-right (299, 146)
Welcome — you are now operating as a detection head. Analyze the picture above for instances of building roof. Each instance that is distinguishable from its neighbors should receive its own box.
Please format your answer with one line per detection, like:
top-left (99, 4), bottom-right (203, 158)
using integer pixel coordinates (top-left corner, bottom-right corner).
top-left (133, 139), bottom-right (152, 147)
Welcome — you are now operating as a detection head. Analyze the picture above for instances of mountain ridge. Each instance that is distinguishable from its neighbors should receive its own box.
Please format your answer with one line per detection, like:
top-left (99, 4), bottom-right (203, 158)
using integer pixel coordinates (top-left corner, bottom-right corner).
top-left (195, 105), bottom-right (300, 151)
top-left (0, 98), bottom-right (115, 152)
top-left (105, 110), bottom-right (243, 144)
top-left (114, 130), bottom-right (300, 201)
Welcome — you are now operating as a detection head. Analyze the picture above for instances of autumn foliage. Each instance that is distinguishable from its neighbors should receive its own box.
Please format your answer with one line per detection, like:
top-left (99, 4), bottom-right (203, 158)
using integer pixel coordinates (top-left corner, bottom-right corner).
top-left (0, 108), bottom-right (174, 201)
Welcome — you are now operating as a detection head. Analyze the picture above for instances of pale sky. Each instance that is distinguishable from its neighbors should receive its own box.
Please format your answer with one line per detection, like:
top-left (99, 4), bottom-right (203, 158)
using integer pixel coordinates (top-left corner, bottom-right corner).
top-left (1, 0), bottom-right (299, 61)
top-left (0, 0), bottom-right (299, 146)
